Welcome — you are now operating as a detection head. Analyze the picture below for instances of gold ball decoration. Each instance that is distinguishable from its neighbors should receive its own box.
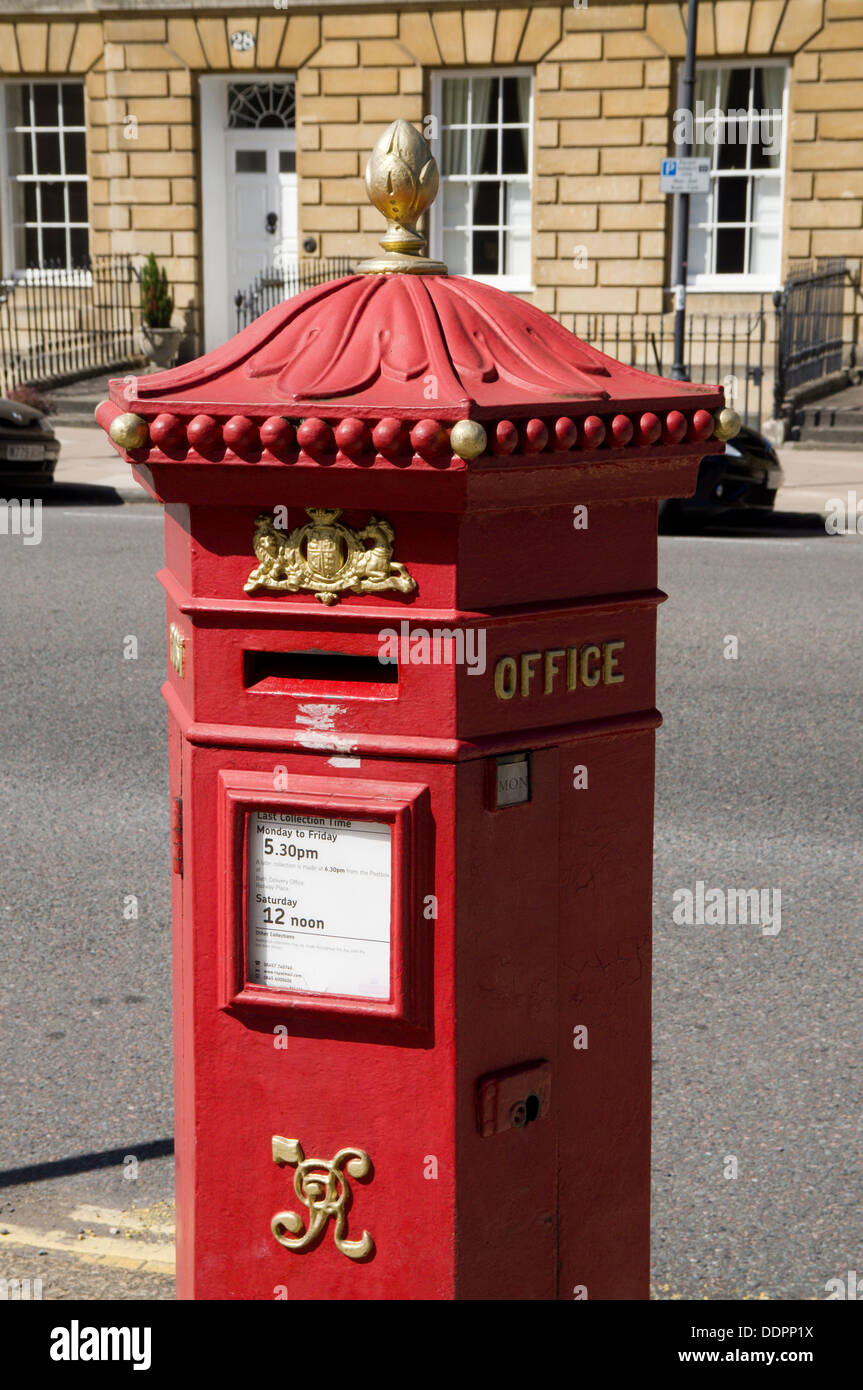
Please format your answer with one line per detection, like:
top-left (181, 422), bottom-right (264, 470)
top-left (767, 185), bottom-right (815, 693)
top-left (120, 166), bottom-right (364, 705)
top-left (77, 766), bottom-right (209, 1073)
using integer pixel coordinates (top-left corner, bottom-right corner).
top-left (713, 407), bottom-right (742, 442)
top-left (109, 412), bottom-right (149, 450)
top-left (449, 419), bottom-right (488, 460)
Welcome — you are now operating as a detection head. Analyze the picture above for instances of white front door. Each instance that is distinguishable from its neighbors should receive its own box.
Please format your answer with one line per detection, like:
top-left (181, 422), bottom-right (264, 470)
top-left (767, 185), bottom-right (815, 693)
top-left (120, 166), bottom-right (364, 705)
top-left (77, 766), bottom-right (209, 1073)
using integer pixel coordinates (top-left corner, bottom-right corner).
top-left (200, 76), bottom-right (297, 350)
top-left (225, 132), bottom-right (298, 331)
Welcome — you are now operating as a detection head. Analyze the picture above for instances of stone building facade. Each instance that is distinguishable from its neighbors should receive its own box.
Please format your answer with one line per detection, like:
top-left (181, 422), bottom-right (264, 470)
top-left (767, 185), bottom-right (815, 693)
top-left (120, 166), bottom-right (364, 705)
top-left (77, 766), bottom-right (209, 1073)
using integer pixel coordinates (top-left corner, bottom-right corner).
top-left (0, 0), bottom-right (860, 360)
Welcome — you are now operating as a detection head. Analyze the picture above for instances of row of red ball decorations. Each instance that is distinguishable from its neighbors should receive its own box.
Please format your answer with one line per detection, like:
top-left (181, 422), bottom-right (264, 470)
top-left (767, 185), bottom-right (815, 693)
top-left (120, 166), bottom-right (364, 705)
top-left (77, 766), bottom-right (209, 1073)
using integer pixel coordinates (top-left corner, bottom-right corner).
top-left (487, 409), bottom-right (712, 453)
top-left (143, 409), bottom-right (717, 460)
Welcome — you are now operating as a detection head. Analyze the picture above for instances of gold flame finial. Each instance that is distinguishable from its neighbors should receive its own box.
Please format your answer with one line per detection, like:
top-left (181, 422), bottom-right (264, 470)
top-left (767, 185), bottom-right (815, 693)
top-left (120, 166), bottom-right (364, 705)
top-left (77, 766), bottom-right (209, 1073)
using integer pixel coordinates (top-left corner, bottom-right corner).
top-left (357, 120), bottom-right (447, 275)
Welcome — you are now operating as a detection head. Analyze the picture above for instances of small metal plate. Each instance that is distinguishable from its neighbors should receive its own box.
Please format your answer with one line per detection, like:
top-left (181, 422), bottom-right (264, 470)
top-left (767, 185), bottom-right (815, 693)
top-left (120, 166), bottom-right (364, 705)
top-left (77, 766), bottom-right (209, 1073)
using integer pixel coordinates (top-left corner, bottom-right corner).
top-left (494, 753), bottom-right (530, 809)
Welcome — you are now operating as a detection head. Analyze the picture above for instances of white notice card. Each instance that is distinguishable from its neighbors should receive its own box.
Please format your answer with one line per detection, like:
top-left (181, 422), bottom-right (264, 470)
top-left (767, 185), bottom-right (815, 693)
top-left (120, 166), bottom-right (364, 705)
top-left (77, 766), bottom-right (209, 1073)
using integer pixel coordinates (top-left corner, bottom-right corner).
top-left (247, 811), bottom-right (392, 999)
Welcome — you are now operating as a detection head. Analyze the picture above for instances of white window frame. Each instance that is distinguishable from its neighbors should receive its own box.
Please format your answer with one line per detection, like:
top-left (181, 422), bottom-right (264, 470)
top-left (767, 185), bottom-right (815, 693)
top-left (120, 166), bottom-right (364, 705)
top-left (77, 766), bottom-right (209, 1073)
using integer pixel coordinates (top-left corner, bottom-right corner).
top-left (430, 68), bottom-right (534, 292)
top-left (685, 58), bottom-right (789, 294)
top-left (200, 72), bottom-right (296, 352)
top-left (0, 79), bottom-right (90, 281)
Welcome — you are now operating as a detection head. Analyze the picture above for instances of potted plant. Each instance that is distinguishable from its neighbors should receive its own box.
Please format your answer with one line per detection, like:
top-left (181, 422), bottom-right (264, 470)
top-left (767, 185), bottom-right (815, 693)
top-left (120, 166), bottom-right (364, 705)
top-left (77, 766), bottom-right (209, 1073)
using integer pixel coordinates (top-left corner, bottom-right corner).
top-left (139, 253), bottom-right (183, 369)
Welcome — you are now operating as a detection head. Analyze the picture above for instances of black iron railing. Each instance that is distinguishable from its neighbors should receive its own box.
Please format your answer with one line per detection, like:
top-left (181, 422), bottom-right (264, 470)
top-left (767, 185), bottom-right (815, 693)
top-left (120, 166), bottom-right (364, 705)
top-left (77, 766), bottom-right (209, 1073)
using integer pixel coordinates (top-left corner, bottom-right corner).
top-left (559, 302), bottom-right (772, 429)
top-left (772, 257), bottom-right (850, 413)
top-left (234, 256), bottom-right (354, 331)
top-left (0, 255), bottom-right (139, 396)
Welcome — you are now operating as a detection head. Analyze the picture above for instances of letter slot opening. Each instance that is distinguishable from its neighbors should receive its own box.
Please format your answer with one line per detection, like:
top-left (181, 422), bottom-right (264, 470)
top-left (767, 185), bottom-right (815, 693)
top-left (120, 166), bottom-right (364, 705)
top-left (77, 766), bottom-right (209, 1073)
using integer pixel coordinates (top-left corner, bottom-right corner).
top-left (244, 649), bottom-right (398, 695)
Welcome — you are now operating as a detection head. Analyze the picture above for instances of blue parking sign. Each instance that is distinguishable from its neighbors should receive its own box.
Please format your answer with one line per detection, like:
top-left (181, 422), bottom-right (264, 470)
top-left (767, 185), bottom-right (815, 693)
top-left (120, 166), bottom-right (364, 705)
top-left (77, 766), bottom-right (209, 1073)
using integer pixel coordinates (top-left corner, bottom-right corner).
top-left (660, 156), bottom-right (711, 193)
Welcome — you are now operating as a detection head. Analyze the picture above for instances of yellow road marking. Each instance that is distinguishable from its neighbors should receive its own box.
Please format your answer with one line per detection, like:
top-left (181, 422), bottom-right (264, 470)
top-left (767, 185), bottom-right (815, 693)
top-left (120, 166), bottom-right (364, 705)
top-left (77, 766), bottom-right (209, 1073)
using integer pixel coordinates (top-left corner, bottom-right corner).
top-left (0, 1222), bottom-right (174, 1276)
top-left (69, 1204), bottom-right (176, 1239)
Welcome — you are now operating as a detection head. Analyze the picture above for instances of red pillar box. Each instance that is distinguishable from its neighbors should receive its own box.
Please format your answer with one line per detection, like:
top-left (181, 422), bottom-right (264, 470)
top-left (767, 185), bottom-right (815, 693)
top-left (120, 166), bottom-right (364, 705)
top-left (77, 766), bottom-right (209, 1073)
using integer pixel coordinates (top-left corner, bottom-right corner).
top-left (97, 122), bottom-right (734, 1301)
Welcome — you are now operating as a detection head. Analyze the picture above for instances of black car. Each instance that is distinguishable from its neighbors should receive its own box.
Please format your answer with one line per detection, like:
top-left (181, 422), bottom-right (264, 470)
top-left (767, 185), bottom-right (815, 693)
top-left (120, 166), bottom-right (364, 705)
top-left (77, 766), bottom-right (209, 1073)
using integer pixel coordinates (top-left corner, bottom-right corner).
top-left (0, 397), bottom-right (60, 487)
top-left (659, 423), bottom-right (784, 526)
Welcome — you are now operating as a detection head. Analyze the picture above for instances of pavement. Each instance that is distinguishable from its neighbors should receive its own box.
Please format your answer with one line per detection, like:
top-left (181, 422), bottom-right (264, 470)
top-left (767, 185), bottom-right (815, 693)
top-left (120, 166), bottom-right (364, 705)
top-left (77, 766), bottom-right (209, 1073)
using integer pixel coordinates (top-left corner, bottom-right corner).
top-left (773, 446), bottom-right (863, 516)
top-left (44, 425), bottom-right (863, 519)
top-left (51, 423), bottom-right (152, 502)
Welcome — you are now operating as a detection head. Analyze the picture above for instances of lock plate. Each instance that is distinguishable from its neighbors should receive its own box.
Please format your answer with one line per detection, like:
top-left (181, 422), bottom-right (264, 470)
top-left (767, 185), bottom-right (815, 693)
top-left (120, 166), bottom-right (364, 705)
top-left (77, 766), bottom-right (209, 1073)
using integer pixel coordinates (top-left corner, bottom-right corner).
top-left (476, 1059), bottom-right (551, 1138)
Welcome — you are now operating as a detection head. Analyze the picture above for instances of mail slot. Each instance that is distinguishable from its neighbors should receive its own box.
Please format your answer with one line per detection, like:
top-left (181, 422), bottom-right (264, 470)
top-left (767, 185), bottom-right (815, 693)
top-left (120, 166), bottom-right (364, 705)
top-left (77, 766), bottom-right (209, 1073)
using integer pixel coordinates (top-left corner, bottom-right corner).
top-left (97, 120), bottom-right (732, 1301)
top-left (243, 650), bottom-right (400, 693)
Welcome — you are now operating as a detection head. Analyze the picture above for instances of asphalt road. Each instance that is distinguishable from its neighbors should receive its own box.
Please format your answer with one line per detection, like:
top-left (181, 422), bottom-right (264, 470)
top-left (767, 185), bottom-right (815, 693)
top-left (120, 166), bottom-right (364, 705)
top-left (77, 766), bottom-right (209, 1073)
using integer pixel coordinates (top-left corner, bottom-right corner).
top-left (0, 496), bottom-right (173, 1294)
top-left (653, 515), bottom-right (863, 1301)
top-left (0, 495), bottom-right (860, 1300)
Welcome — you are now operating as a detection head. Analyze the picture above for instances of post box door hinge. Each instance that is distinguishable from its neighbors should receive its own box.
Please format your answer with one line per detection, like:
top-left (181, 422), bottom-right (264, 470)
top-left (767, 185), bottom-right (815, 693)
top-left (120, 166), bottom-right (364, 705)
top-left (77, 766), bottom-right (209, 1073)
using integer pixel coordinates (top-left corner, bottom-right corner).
top-left (171, 796), bottom-right (183, 876)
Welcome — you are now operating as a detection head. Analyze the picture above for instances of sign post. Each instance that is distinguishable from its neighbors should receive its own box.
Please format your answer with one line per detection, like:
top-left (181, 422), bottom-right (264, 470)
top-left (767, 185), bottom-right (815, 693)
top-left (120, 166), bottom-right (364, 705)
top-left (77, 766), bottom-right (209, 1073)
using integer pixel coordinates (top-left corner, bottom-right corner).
top-left (670, 0), bottom-right (702, 380)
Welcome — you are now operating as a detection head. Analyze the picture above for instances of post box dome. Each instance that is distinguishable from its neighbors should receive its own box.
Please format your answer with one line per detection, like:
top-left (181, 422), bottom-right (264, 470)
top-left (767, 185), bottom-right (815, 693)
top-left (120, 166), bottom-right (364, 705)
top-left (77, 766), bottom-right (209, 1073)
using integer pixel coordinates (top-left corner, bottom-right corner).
top-left (100, 120), bottom-right (733, 466)
top-left (117, 270), bottom-right (714, 417)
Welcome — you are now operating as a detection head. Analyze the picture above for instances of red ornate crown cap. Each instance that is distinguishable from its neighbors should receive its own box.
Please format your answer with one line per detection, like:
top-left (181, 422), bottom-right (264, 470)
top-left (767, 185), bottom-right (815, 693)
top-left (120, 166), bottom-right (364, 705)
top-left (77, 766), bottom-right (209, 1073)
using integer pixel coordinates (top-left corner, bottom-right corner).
top-left (112, 270), bottom-right (719, 419)
top-left (107, 119), bottom-right (722, 422)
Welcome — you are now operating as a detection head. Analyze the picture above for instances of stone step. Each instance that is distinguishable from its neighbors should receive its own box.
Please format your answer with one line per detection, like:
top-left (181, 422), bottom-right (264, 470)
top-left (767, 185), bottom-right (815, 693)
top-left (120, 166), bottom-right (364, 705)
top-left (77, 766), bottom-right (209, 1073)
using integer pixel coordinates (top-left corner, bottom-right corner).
top-left (51, 413), bottom-right (101, 429)
top-left (41, 371), bottom-right (119, 429)
top-left (801, 406), bottom-right (863, 427)
top-left (797, 429), bottom-right (863, 448)
top-left (797, 404), bottom-right (863, 448)
top-left (52, 399), bottom-right (103, 419)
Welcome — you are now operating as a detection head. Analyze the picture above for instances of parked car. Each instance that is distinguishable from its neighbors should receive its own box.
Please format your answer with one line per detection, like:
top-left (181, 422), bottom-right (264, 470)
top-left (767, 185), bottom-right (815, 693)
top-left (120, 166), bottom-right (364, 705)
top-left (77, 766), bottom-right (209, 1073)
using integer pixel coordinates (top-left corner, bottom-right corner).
top-left (0, 397), bottom-right (60, 487)
top-left (659, 423), bottom-right (784, 526)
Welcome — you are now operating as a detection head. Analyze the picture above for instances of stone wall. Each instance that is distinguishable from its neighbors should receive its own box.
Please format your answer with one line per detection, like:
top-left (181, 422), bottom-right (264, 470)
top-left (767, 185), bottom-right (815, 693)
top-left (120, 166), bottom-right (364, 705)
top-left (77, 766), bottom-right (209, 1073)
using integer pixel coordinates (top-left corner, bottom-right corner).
top-left (0, 2), bottom-right (860, 346)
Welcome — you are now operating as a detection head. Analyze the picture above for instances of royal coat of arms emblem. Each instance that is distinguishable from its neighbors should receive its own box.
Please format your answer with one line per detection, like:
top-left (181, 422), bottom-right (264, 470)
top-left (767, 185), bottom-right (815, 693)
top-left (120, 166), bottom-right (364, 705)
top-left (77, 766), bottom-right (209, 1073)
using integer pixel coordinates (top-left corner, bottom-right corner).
top-left (243, 507), bottom-right (417, 606)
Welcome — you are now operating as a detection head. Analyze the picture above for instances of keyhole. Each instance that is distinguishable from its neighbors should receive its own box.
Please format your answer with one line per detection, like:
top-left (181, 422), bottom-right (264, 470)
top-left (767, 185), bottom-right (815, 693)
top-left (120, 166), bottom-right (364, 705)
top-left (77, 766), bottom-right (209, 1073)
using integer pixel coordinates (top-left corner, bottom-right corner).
top-left (510, 1093), bottom-right (542, 1129)
top-left (266, 212), bottom-right (278, 234)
